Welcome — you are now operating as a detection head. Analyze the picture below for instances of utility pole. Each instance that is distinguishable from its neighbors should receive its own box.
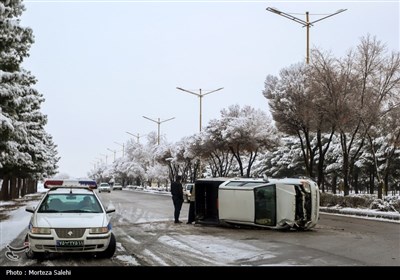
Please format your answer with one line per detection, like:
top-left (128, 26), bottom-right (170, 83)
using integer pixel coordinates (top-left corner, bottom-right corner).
top-left (176, 87), bottom-right (224, 132)
top-left (266, 7), bottom-right (347, 64)
top-left (126, 131), bottom-right (147, 143)
top-left (142, 116), bottom-right (175, 145)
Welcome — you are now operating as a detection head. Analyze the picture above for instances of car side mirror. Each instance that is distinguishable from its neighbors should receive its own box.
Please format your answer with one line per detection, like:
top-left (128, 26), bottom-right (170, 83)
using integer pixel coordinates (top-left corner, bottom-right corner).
top-left (26, 206), bottom-right (35, 213)
top-left (106, 205), bottom-right (116, 214)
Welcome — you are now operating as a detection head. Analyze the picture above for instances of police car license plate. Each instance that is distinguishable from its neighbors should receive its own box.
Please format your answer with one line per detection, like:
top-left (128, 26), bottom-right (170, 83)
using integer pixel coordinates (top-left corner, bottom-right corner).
top-left (56, 240), bottom-right (83, 247)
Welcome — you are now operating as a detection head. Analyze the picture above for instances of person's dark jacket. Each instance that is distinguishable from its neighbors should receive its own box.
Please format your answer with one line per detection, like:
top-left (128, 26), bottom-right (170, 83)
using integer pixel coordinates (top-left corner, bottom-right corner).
top-left (171, 181), bottom-right (183, 200)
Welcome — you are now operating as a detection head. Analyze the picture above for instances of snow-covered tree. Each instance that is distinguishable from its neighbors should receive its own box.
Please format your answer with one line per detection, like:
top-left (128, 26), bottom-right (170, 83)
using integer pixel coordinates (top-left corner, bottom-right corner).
top-left (257, 136), bottom-right (305, 178)
top-left (335, 35), bottom-right (400, 196)
top-left (0, 0), bottom-right (58, 199)
top-left (191, 128), bottom-right (234, 178)
top-left (264, 36), bottom-right (400, 196)
top-left (365, 106), bottom-right (400, 196)
top-left (205, 104), bottom-right (279, 177)
top-left (264, 63), bottom-right (320, 179)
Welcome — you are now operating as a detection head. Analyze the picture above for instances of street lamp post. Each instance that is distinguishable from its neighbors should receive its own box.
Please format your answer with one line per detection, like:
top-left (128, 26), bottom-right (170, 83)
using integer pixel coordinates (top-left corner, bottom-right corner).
top-left (114, 142), bottom-right (125, 157)
top-left (126, 131), bottom-right (147, 143)
top-left (107, 148), bottom-right (116, 162)
top-left (176, 87), bottom-right (224, 132)
top-left (142, 116), bottom-right (175, 145)
top-left (266, 7), bottom-right (347, 64)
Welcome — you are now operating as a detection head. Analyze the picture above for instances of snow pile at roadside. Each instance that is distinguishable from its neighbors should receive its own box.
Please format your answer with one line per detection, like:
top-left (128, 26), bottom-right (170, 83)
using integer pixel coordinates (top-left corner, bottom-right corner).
top-left (320, 193), bottom-right (400, 220)
top-left (320, 206), bottom-right (400, 220)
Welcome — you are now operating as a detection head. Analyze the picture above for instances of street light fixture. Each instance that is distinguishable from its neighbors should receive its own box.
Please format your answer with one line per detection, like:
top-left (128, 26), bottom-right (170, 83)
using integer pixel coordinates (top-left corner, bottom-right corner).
top-left (126, 131), bottom-right (147, 143)
top-left (114, 142), bottom-right (125, 157)
top-left (142, 116), bottom-right (175, 145)
top-left (107, 148), bottom-right (116, 162)
top-left (176, 87), bottom-right (224, 132)
top-left (266, 7), bottom-right (347, 64)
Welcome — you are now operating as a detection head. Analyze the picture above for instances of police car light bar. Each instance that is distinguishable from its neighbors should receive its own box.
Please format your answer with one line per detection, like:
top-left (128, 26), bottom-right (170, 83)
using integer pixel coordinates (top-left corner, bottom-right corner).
top-left (44, 179), bottom-right (97, 189)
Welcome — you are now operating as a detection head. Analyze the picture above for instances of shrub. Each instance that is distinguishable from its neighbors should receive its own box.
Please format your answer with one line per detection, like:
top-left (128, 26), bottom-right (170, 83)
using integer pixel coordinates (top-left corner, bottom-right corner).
top-left (321, 193), bottom-right (374, 208)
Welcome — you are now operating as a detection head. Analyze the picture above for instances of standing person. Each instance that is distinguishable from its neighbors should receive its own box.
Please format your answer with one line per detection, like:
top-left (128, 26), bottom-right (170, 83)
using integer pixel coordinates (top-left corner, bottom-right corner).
top-left (170, 175), bottom-right (184, 224)
top-left (187, 184), bottom-right (196, 224)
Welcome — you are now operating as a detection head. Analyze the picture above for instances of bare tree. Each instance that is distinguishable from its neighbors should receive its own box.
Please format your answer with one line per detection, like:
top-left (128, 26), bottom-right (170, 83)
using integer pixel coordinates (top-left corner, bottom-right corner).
top-left (337, 35), bottom-right (400, 196)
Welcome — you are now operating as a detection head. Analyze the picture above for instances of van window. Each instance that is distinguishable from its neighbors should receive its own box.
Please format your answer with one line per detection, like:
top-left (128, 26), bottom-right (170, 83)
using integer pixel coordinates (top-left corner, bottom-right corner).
top-left (254, 186), bottom-right (276, 226)
top-left (186, 184), bottom-right (193, 192)
top-left (225, 181), bottom-right (265, 187)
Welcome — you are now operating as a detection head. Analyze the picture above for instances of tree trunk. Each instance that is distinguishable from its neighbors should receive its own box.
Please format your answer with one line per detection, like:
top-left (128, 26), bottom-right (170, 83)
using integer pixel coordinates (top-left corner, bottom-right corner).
top-left (317, 157), bottom-right (325, 192)
top-left (384, 173), bottom-right (389, 196)
top-left (17, 178), bottom-right (22, 198)
top-left (377, 179), bottom-right (383, 199)
top-left (343, 160), bottom-right (350, 196)
top-left (1, 175), bottom-right (10, 201)
top-left (27, 178), bottom-right (35, 194)
top-left (316, 129), bottom-right (334, 193)
top-left (21, 179), bottom-right (27, 197)
top-left (331, 174), bottom-right (337, 195)
top-left (10, 176), bottom-right (17, 199)
top-left (369, 166), bottom-right (375, 194)
top-left (354, 171), bottom-right (359, 194)
top-left (340, 133), bottom-right (350, 196)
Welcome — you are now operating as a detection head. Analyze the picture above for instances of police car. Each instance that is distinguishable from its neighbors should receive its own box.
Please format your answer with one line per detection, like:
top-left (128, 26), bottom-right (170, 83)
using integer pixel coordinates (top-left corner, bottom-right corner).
top-left (25, 179), bottom-right (116, 259)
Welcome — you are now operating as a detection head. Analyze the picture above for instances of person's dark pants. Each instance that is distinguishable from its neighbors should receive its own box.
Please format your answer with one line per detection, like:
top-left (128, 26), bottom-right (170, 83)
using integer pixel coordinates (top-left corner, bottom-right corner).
top-left (172, 196), bottom-right (183, 222)
top-left (188, 201), bottom-right (195, 223)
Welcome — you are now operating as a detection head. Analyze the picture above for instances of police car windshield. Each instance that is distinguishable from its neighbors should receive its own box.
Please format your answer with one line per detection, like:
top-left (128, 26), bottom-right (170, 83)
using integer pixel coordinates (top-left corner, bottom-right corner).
top-left (38, 194), bottom-right (103, 213)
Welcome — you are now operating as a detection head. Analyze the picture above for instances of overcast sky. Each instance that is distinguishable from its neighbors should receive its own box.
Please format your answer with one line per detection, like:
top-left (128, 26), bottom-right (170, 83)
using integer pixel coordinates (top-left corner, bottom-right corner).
top-left (20, 0), bottom-right (399, 178)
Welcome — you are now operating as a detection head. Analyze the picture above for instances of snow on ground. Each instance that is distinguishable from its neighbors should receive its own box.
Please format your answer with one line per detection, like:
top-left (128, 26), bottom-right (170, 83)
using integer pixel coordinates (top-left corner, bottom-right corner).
top-left (0, 182), bottom-right (46, 251)
top-left (115, 242), bottom-right (140, 266)
top-left (0, 199), bottom-right (38, 250)
top-left (114, 254), bottom-right (140, 266)
top-left (321, 206), bottom-right (400, 220)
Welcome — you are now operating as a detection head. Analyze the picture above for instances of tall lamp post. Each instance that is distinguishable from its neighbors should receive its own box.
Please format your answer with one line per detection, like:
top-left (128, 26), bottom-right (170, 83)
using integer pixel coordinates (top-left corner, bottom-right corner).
top-left (176, 87), bottom-right (223, 132)
top-left (126, 131), bottom-right (147, 143)
top-left (114, 142), bottom-right (125, 157)
top-left (142, 116), bottom-right (175, 145)
top-left (266, 7), bottom-right (346, 64)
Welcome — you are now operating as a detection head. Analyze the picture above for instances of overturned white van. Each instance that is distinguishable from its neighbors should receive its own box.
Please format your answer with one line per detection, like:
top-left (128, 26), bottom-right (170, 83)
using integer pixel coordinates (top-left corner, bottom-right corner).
top-left (194, 177), bottom-right (320, 230)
